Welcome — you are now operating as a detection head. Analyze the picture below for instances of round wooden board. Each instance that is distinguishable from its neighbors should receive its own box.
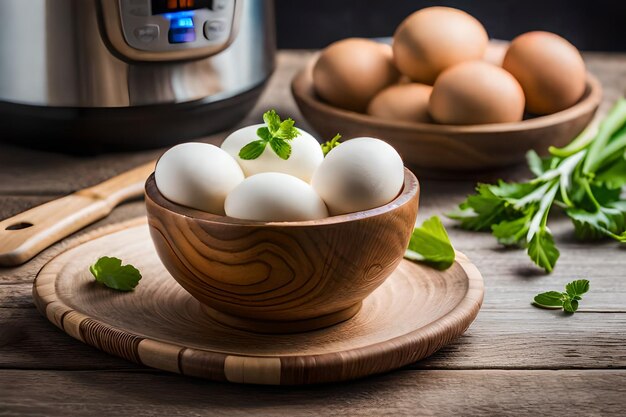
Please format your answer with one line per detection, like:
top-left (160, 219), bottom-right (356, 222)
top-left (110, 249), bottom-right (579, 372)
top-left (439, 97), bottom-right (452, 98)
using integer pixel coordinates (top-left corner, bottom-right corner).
top-left (33, 219), bottom-right (484, 385)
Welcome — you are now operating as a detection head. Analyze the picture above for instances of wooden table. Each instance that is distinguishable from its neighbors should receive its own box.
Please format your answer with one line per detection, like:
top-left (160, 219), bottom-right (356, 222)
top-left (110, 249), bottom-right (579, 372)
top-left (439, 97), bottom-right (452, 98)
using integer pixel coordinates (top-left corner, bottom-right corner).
top-left (1, 51), bottom-right (625, 416)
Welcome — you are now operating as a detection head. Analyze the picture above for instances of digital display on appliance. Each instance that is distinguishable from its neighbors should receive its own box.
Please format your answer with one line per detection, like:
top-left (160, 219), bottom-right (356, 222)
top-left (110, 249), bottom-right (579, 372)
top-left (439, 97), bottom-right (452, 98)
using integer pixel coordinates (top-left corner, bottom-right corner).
top-left (151, 0), bottom-right (214, 15)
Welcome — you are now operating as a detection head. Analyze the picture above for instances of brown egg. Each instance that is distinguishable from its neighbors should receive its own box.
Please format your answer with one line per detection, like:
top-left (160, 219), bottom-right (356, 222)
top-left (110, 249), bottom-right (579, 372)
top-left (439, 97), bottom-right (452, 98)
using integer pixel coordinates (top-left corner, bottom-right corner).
top-left (393, 7), bottom-right (488, 85)
top-left (367, 83), bottom-right (432, 123)
top-left (502, 31), bottom-right (586, 115)
top-left (429, 61), bottom-right (525, 125)
top-left (312, 38), bottom-right (400, 112)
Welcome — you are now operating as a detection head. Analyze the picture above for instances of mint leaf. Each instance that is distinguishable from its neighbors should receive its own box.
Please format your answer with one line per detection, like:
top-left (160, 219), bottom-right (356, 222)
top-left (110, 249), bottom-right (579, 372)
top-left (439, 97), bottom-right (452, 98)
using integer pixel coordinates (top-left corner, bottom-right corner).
top-left (89, 256), bottom-right (141, 291)
top-left (533, 291), bottom-right (565, 308)
top-left (533, 280), bottom-right (589, 314)
top-left (263, 109), bottom-right (281, 133)
top-left (562, 298), bottom-right (579, 313)
top-left (321, 134), bottom-right (342, 157)
top-left (565, 279), bottom-right (590, 297)
top-left (239, 140), bottom-right (268, 160)
top-left (239, 110), bottom-right (301, 160)
top-left (275, 118), bottom-right (300, 140)
top-left (269, 138), bottom-right (292, 160)
top-left (404, 216), bottom-right (455, 270)
top-left (256, 126), bottom-right (273, 142)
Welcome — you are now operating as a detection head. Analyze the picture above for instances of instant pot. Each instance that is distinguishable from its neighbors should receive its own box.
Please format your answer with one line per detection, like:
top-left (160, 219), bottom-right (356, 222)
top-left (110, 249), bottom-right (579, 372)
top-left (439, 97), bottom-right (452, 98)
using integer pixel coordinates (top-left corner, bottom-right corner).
top-left (0, 0), bottom-right (275, 151)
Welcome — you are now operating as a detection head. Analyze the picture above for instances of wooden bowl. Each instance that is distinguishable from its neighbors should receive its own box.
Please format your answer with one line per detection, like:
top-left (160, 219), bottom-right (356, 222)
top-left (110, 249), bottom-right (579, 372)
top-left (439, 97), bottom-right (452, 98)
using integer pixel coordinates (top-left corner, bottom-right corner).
top-left (144, 170), bottom-right (420, 334)
top-left (292, 66), bottom-right (602, 177)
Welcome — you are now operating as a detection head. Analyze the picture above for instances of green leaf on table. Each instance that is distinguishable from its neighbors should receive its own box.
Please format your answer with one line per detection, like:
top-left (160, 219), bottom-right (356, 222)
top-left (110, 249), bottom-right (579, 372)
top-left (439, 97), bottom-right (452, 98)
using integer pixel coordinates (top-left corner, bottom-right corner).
top-left (532, 279), bottom-right (589, 314)
top-left (89, 256), bottom-right (142, 292)
top-left (565, 279), bottom-right (590, 298)
top-left (533, 291), bottom-right (565, 309)
top-left (527, 229), bottom-right (560, 273)
top-left (404, 216), bottom-right (455, 270)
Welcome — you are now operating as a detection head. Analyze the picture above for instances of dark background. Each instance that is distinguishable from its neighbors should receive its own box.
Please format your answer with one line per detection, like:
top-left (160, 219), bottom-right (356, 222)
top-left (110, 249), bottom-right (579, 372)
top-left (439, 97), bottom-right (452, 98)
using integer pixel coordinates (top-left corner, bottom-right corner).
top-left (275, 0), bottom-right (626, 51)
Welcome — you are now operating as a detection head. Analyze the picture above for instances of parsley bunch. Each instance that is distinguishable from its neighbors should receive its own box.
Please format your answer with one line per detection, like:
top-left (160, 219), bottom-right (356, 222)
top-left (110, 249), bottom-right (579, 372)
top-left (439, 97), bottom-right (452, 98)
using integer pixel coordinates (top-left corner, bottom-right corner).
top-left (239, 110), bottom-right (301, 160)
top-left (449, 98), bottom-right (626, 273)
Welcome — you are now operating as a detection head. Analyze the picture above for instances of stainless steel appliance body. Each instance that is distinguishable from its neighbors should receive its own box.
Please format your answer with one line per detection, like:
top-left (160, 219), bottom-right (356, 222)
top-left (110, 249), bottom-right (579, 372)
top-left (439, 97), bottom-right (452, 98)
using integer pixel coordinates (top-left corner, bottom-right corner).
top-left (0, 0), bottom-right (275, 151)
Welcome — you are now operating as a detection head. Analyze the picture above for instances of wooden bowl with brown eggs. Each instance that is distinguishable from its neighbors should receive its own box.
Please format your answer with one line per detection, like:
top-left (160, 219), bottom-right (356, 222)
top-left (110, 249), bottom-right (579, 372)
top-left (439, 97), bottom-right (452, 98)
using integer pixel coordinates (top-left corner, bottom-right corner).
top-left (145, 170), bottom-right (419, 334)
top-left (292, 62), bottom-right (602, 178)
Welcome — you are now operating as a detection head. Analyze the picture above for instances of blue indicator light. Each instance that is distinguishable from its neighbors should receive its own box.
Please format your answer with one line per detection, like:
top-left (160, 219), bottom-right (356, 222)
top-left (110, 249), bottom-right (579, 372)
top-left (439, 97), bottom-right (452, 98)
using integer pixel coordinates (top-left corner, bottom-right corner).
top-left (171, 17), bottom-right (194, 28)
top-left (165, 10), bottom-right (196, 44)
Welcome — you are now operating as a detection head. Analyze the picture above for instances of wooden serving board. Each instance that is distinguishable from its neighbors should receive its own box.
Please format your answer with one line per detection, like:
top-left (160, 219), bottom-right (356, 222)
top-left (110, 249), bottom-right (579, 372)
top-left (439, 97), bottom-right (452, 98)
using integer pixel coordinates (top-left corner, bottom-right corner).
top-left (33, 219), bottom-right (484, 385)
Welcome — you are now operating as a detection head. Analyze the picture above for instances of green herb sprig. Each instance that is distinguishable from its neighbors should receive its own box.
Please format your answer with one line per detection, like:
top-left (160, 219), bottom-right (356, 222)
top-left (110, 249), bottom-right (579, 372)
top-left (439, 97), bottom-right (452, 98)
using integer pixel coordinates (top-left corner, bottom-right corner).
top-left (321, 134), bottom-right (342, 156)
top-left (533, 279), bottom-right (590, 313)
top-left (404, 216), bottom-right (455, 270)
top-left (239, 110), bottom-right (301, 160)
top-left (448, 98), bottom-right (626, 273)
top-left (89, 256), bottom-right (142, 291)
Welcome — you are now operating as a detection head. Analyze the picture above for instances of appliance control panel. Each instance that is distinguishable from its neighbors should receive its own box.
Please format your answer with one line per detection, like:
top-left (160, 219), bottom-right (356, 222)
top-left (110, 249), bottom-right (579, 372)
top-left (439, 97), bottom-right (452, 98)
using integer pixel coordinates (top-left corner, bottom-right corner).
top-left (100, 0), bottom-right (240, 61)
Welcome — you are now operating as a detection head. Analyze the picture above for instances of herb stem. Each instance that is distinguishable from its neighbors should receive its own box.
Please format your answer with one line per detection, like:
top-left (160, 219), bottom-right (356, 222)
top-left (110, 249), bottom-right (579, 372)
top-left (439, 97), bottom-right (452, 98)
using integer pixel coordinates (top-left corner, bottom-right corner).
top-left (582, 98), bottom-right (626, 175)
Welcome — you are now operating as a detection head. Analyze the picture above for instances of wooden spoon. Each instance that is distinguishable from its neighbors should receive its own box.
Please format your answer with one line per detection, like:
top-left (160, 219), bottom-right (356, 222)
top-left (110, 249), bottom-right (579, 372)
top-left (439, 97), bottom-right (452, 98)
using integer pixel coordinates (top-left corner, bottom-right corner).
top-left (0, 161), bottom-right (155, 266)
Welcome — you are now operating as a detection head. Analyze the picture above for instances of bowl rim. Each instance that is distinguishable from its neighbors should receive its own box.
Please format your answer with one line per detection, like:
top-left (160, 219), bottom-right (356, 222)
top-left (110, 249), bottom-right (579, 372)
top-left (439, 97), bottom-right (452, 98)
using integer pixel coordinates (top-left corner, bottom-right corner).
top-left (291, 66), bottom-right (603, 136)
top-left (145, 168), bottom-right (420, 227)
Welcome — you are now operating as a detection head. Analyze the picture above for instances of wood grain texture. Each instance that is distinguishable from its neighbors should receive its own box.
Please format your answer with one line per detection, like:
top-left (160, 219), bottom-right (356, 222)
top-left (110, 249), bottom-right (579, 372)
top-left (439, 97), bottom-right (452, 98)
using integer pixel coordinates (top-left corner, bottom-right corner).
top-left (2, 369), bottom-right (625, 416)
top-left (292, 57), bottom-right (602, 177)
top-left (4, 307), bottom-right (626, 372)
top-left (31, 220), bottom-right (483, 384)
top-left (0, 162), bottom-right (155, 266)
top-left (145, 170), bottom-right (420, 333)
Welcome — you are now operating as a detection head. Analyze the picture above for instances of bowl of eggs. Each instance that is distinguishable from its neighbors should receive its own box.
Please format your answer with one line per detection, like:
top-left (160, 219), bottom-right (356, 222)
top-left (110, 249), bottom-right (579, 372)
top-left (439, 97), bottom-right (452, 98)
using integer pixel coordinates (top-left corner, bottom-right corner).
top-left (292, 6), bottom-right (602, 176)
top-left (145, 112), bottom-right (420, 334)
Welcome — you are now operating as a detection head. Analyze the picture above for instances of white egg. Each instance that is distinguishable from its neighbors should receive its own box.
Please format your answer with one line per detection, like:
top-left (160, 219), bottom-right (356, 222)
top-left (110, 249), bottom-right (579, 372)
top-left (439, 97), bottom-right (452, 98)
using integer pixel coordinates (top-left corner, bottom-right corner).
top-left (225, 173), bottom-right (329, 221)
top-left (221, 124), bottom-right (324, 182)
top-left (312, 138), bottom-right (405, 215)
top-left (155, 142), bottom-right (244, 215)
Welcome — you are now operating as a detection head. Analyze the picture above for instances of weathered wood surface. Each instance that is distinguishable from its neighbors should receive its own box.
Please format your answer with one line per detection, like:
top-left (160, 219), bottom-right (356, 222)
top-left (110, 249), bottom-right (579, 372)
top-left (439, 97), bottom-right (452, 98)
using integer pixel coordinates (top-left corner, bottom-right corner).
top-left (1, 50), bottom-right (625, 413)
top-left (1, 370), bottom-right (625, 416)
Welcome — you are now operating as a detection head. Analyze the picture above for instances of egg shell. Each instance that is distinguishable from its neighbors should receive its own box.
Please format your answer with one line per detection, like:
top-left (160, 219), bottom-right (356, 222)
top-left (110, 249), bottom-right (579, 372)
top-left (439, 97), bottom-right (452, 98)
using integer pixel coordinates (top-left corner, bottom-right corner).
top-left (225, 173), bottom-right (329, 222)
top-left (428, 60), bottom-right (525, 125)
top-left (502, 31), bottom-right (586, 115)
top-left (155, 142), bottom-right (244, 215)
top-left (393, 7), bottom-right (488, 84)
top-left (312, 138), bottom-right (405, 216)
top-left (367, 83), bottom-right (433, 123)
top-left (221, 124), bottom-right (324, 183)
top-left (312, 38), bottom-right (400, 112)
